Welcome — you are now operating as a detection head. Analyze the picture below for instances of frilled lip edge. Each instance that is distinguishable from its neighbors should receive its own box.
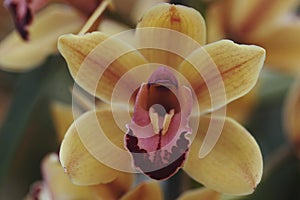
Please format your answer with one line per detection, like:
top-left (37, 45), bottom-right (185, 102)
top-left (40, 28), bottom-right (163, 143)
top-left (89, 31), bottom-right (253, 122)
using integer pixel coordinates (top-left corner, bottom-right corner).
top-left (125, 129), bottom-right (190, 180)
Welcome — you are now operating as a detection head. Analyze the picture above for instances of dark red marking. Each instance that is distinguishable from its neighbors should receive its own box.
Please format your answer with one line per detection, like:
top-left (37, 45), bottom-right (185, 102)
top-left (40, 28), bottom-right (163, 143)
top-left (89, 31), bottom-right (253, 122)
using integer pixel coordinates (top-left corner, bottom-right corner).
top-left (169, 6), bottom-right (181, 23)
top-left (125, 129), bottom-right (190, 180)
top-left (6, 2), bottom-right (32, 40)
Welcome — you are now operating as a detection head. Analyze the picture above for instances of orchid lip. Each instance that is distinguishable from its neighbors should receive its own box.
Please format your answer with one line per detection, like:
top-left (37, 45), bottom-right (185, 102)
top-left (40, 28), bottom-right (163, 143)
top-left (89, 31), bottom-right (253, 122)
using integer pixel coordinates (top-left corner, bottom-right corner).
top-left (125, 67), bottom-right (193, 180)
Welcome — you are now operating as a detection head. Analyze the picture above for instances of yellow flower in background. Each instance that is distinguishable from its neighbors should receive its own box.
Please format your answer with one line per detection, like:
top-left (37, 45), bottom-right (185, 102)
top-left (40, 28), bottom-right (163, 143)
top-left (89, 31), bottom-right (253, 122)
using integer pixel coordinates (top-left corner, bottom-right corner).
top-left (0, 3), bottom-right (85, 72)
top-left (25, 153), bottom-right (163, 200)
top-left (284, 80), bottom-right (300, 156)
top-left (58, 3), bottom-right (264, 195)
top-left (3, 0), bottom-right (102, 40)
top-left (206, 0), bottom-right (300, 159)
top-left (207, 0), bottom-right (300, 74)
top-left (0, 0), bottom-right (167, 72)
top-left (3, 0), bottom-right (168, 40)
top-left (206, 0), bottom-right (300, 124)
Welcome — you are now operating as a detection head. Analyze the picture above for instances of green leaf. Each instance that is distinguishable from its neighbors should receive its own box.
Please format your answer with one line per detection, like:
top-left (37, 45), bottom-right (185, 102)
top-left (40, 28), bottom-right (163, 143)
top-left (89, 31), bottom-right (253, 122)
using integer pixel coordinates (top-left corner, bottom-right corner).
top-left (0, 55), bottom-right (68, 185)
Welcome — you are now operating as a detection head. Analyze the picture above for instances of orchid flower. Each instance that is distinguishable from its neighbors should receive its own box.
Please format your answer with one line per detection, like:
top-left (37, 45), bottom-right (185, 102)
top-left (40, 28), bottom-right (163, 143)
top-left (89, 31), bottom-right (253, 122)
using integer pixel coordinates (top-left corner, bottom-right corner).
top-left (25, 153), bottom-right (163, 200)
top-left (58, 3), bottom-right (265, 195)
top-left (207, 0), bottom-right (300, 74)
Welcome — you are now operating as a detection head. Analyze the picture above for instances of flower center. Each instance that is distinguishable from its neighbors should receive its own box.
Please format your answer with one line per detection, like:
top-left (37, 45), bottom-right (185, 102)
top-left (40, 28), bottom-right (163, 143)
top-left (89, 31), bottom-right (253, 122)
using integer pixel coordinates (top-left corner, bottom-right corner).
top-left (145, 82), bottom-right (179, 136)
top-left (149, 104), bottom-right (175, 135)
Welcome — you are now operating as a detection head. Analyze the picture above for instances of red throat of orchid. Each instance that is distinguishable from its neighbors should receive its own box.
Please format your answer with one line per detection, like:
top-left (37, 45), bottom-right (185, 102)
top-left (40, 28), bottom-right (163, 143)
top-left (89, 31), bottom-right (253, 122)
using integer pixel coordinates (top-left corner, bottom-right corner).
top-left (125, 67), bottom-right (193, 180)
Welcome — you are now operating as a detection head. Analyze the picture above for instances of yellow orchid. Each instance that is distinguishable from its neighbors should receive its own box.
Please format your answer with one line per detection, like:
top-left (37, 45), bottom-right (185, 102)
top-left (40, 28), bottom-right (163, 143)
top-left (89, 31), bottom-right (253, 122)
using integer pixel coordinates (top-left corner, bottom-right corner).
top-left (207, 0), bottom-right (300, 74)
top-left (25, 153), bottom-right (163, 200)
top-left (284, 79), bottom-right (300, 156)
top-left (58, 3), bottom-right (264, 195)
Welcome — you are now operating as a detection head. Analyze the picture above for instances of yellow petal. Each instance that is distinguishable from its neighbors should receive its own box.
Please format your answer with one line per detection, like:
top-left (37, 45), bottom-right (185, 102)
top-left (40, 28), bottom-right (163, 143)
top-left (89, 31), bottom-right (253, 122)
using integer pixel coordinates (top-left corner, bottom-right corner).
top-left (112, 0), bottom-right (168, 23)
top-left (253, 21), bottom-right (300, 74)
top-left (40, 153), bottom-right (109, 199)
top-left (179, 40), bottom-right (265, 113)
top-left (136, 3), bottom-right (206, 68)
top-left (183, 116), bottom-right (263, 195)
top-left (120, 181), bottom-right (163, 200)
top-left (137, 3), bottom-right (206, 44)
top-left (58, 32), bottom-right (148, 104)
top-left (284, 80), bottom-right (300, 155)
top-left (59, 108), bottom-right (134, 185)
top-left (130, 0), bottom-right (169, 23)
top-left (177, 188), bottom-right (220, 200)
top-left (50, 102), bottom-right (74, 142)
top-left (0, 4), bottom-right (84, 72)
